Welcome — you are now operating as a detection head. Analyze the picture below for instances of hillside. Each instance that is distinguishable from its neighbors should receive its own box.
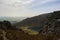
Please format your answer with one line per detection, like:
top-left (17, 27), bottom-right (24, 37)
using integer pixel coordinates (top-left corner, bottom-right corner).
top-left (16, 11), bottom-right (60, 27)
top-left (15, 11), bottom-right (60, 35)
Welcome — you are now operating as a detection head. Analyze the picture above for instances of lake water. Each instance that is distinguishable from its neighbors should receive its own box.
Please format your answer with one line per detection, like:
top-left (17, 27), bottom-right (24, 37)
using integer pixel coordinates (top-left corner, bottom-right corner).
top-left (28, 27), bottom-right (41, 32)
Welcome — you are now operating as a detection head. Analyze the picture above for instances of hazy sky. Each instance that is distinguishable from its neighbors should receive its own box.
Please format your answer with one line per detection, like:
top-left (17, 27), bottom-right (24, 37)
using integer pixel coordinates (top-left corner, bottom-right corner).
top-left (0, 0), bottom-right (60, 17)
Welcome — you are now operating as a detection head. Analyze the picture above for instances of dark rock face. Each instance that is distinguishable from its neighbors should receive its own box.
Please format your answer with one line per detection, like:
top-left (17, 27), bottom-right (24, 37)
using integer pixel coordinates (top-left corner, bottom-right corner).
top-left (40, 11), bottom-right (60, 35)
top-left (3, 21), bottom-right (12, 29)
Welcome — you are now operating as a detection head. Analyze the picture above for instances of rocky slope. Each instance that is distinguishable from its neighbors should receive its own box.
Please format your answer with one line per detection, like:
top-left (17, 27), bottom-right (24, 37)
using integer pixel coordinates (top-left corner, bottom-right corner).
top-left (15, 11), bottom-right (60, 35)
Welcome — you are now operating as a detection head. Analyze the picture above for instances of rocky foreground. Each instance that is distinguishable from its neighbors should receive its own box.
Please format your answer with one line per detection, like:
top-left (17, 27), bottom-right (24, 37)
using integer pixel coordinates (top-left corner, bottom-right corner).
top-left (0, 29), bottom-right (60, 40)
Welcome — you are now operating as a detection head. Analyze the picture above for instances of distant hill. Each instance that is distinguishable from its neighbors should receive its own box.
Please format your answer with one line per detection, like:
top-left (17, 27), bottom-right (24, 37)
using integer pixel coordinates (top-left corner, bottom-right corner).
top-left (0, 17), bottom-right (27, 25)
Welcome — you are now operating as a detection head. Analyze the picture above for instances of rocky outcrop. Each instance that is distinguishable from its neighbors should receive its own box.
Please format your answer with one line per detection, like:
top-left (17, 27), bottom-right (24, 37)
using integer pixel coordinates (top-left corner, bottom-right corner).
top-left (0, 20), bottom-right (17, 30)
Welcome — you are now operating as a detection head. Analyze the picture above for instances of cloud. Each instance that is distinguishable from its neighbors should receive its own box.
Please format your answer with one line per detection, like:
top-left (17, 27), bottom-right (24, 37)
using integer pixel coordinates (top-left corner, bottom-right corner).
top-left (1, 0), bottom-right (34, 6)
top-left (0, 0), bottom-right (60, 17)
top-left (18, 0), bottom-right (34, 4)
top-left (0, 0), bottom-right (35, 17)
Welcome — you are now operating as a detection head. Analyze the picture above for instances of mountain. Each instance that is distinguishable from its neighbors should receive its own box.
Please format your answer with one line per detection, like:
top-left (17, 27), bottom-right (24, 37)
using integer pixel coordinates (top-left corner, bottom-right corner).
top-left (15, 13), bottom-right (51, 29)
top-left (15, 11), bottom-right (60, 35)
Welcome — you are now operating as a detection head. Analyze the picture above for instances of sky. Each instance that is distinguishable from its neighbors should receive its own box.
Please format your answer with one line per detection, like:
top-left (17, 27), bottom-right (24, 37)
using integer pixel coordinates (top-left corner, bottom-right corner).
top-left (0, 0), bottom-right (60, 17)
